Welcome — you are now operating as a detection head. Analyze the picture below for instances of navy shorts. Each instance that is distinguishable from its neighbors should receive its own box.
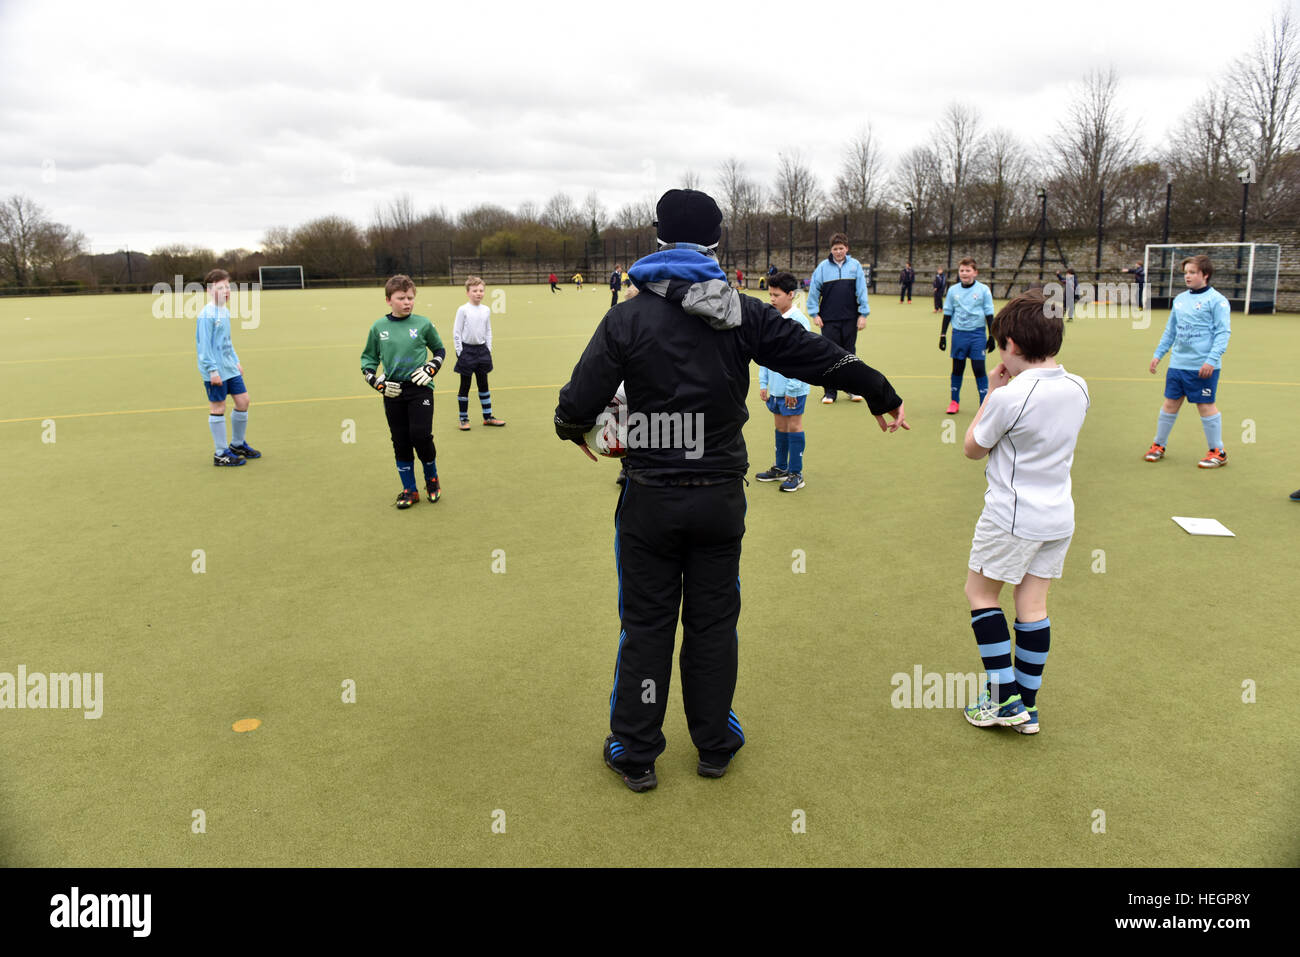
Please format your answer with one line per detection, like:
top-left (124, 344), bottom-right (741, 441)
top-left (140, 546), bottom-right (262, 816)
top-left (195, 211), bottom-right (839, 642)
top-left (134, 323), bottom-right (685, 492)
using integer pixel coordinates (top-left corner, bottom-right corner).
top-left (766, 394), bottom-right (807, 416)
top-left (204, 374), bottom-right (246, 402)
top-left (951, 329), bottom-right (987, 360)
top-left (454, 343), bottom-right (493, 375)
top-left (1165, 367), bottom-right (1220, 404)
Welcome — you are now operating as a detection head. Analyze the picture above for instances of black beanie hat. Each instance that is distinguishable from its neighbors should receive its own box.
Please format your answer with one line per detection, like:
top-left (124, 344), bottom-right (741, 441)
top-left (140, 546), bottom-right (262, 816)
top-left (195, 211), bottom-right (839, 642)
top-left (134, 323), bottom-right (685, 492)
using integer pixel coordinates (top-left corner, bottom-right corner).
top-left (654, 189), bottom-right (723, 246)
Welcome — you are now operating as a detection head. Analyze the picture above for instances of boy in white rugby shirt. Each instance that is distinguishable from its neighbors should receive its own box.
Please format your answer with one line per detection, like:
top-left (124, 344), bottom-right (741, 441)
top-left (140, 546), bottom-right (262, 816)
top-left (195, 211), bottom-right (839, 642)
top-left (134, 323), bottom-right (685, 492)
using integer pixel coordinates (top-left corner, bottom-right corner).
top-left (960, 288), bottom-right (1089, 735)
top-left (452, 276), bottom-right (506, 431)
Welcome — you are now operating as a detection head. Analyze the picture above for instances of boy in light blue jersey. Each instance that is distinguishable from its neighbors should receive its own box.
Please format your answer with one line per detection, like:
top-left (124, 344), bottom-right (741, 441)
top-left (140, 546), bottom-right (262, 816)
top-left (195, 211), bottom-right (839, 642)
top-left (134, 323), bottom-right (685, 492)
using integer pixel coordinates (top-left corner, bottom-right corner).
top-left (755, 272), bottom-right (812, 492)
top-left (939, 257), bottom-right (996, 415)
top-left (1144, 254), bottom-right (1232, 468)
top-left (196, 268), bottom-right (260, 466)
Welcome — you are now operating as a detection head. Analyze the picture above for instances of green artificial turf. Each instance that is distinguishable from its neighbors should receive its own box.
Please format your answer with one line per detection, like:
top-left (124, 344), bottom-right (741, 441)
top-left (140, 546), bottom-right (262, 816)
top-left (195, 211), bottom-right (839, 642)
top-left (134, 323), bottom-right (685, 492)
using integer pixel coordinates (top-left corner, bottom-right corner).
top-left (1, 283), bottom-right (1296, 867)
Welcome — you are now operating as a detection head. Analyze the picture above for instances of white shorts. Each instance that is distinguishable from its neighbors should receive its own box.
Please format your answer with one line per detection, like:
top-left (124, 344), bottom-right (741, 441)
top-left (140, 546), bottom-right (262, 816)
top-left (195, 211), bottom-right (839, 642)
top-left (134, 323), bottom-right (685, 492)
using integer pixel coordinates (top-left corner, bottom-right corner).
top-left (968, 514), bottom-right (1072, 584)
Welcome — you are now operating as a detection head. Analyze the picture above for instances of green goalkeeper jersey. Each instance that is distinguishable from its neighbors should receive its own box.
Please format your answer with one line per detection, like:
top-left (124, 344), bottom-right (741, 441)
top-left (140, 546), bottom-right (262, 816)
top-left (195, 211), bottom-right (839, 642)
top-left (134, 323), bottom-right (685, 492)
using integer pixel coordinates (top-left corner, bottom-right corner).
top-left (360, 313), bottom-right (445, 382)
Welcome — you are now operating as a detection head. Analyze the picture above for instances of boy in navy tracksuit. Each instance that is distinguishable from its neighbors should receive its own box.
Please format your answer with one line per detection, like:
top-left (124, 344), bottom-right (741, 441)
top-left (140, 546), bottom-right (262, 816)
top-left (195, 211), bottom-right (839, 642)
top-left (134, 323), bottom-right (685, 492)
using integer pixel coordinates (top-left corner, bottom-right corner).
top-left (806, 232), bottom-right (871, 404)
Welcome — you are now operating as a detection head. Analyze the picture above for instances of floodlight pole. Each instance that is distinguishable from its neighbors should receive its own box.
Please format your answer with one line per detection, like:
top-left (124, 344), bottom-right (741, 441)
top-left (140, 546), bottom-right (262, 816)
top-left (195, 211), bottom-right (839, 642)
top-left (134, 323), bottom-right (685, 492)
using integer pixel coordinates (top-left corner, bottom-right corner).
top-left (1037, 189), bottom-right (1047, 282)
top-left (904, 202), bottom-right (914, 266)
top-left (1238, 181), bottom-right (1249, 243)
top-left (1162, 182), bottom-right (1172, 244)
top-left (945, 202), bottom-right (954, 273)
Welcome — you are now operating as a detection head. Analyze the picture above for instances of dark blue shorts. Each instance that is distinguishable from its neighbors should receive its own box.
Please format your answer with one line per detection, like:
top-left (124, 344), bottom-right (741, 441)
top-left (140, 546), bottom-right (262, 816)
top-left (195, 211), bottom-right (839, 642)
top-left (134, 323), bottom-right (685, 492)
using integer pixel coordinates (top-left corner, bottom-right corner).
top-left (204, 374), bottom-right (246, 402)
top-left (951, 329), bottom-right (987, 360)
top-left (766, 394), bottom-right (807, 416)
top-left (1165, 367), bottom-right (1220, 404)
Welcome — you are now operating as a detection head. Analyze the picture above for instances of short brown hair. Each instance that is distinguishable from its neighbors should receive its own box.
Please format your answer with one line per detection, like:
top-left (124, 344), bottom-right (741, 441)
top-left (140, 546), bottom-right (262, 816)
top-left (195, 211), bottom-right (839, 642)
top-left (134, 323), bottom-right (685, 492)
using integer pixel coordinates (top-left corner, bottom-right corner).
top-left (829, 233), bottom-right (849, 248)
top-left (991, 288), bottom-right (1063, 363)
top-left (958, 257), bottom-right (977, 270)
top-left (204, 268), bottom-right (230, 286)
top-left (385, 274), bottom-right (415, 298)
top-left (465, 275), bottom-right (485, 291)
top-left (1180, 255), bottom-right (1213, 281)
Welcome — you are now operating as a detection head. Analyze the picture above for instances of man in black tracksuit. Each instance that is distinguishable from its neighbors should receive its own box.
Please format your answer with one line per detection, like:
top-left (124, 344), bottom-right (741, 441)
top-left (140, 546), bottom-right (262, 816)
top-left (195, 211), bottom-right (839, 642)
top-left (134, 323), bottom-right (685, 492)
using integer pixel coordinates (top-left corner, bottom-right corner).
top-left (555, 190), bottom-right (908, 792)
top-left (899, 263), bottom-right (915, 302)
top-left (609, 265), bottom-right (622, 308)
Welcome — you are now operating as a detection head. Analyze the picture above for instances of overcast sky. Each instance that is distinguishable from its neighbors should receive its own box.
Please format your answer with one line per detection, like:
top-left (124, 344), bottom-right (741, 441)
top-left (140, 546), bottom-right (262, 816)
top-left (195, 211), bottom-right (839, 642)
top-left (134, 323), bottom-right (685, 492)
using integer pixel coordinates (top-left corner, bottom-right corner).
top-left (0, 0), bottom-right (1289, 253)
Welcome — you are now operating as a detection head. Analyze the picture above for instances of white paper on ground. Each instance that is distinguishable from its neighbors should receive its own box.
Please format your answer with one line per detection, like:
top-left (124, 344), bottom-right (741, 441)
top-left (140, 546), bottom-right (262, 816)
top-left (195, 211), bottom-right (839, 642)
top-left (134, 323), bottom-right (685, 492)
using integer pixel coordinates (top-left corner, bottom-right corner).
top-left (1171, 516), bottom-right (1235, 537)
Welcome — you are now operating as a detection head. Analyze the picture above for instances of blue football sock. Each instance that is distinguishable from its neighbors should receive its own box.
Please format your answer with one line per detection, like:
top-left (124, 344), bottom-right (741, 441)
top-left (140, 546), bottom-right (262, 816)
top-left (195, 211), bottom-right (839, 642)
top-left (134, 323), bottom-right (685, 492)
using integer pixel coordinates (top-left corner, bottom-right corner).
top-left (1013, 618), bottom-right (1051, 709)
top-left (950, 375), bottom-right (962, 402)
top-left (231, 409), bottom-right (248, 445)
top-left (396, 460), bottom-right (416, 491)
top-left (970, 607), bottom-right (1020, 704)
top-left (1155, 410), bottom-right (1177, 446)
top-left (774, 431), bottom-right (789, 471)
top-left (208, 414), bottom-right (227, 452)
top-left (422, 459), bottom-right (438, 480)
top-left (1201, 412), bottom-right (1223, 450)
top-left (479, 390), bottom-right (493, 419)
top-left (788, 431), bottom-right (805, 473)
top-left (975, 376), bottom-right (989, 404)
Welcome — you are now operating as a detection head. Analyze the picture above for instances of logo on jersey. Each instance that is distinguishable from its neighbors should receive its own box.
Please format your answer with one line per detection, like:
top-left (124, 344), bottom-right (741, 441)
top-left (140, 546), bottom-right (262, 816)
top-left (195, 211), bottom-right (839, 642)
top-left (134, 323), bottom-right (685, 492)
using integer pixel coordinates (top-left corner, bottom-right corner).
top-left (380, 330), bottom-right (389, 340)
top-left (409, 328), bottom-right (419, 339)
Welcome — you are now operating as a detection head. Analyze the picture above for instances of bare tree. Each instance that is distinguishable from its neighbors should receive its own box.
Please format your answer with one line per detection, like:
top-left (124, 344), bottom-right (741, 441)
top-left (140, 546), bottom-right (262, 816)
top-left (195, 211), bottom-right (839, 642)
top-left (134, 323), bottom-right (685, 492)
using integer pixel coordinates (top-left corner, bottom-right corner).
top-left (0, 195), bottom-right (85, 286)
top-left (541, 191), bottom-right (581, 232)
top-left (930, 103), bottom-right (984, 223)
top-left (582, 190), bottom-right (607, 230)
top-left (1230, 5), bottom-right (1300, 219)
top-left (1164, 83), bottom-right (1245, 224)
top-left (971, 128), bottom-right (1035, 231)
top-left (715, 157), bottom-right (762, 229)
top-left (614, 197), bottom-right (656, 230)
top-left (292, 215), bottom-right (368, 279)
top-left (890, 145), bottom-right (942, 232)
top-left (770, 150), bottom-right (823, 221)
top-left (681, 169), bottom-right (702, 189)
top-left (260, 226), bottom-right (293, 260)
top-left (831, 125), bottom-right (886, 223)
top-left (1048, 66), bottom-right (1143, 227)
top-left (517, 200), bottom-right (540, 222)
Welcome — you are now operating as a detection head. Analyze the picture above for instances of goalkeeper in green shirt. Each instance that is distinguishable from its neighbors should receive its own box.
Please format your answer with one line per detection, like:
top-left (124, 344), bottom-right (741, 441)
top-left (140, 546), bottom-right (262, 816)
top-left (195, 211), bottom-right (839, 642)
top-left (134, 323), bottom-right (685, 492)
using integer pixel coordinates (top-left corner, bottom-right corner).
top-left (360, 275), bottom-right (448, 508)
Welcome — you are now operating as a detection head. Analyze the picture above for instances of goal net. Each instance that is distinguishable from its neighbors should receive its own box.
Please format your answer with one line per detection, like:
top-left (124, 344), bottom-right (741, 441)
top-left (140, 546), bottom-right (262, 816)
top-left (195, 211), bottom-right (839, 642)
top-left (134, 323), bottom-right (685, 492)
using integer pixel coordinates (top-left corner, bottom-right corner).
top-left (257, 265), bottom-right (305, 289)
top-left (1143, 243), bottom-right (1279, 314)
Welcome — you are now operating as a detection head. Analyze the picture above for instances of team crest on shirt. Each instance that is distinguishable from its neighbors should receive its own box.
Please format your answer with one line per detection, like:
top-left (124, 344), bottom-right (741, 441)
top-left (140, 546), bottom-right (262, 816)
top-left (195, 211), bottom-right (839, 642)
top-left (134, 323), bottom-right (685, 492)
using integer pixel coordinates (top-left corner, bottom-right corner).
top-left (409, 328), bottom-right (419, 339)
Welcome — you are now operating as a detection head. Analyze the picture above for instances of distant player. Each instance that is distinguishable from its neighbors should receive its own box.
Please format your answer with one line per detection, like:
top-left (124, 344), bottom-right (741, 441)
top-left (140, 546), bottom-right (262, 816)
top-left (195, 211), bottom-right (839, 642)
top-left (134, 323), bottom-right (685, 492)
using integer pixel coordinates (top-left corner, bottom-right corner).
top-left (1144, 254), bottom-right (1231, 468)
top-left (609, 265), bottom-right (622, 308)
top-left (453, 276), bottom-right (507, 431)
top-left (755, 271), bottom-right (811, 492)
top-left (1055, 268), bottom-right (1078, 322)
top-left (1122, 261), bottom-right (1145, 307)
top-left (939, 257), bottom-right (996, 414)
top-left (932, 267), bottom-right (947, 313)
top-left (359, 274), bottom-right (447, 508)
top-left (549, 272), bottom-right (561, 293)
top-left (961, 288), bottom-right (1089, 734)
top-left (735, 268), bottom-right (744, 289)
top-left (196, 268), bottom-right (260, 466)
top-left (572, 271), bottom-right (584, 291)
top-left (806, 232), bottom-right (870, 404)
top-left (899, 262), bottom-right (915, 303)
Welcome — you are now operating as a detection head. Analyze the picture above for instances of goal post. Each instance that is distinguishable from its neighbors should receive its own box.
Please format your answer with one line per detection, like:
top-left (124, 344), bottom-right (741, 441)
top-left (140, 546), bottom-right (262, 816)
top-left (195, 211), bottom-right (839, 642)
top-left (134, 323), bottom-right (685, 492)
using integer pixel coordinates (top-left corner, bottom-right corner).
top-left (1142, 243), bottom-right (1279, 315)
top-left (257, 265), bottom-right (305, 289)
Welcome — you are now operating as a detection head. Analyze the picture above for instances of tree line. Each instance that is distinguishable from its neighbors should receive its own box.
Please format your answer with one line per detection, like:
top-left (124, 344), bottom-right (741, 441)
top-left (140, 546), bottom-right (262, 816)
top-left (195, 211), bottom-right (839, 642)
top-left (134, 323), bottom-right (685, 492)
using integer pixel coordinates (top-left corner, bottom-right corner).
top-left (3, 8), bottom-right (1297, 289)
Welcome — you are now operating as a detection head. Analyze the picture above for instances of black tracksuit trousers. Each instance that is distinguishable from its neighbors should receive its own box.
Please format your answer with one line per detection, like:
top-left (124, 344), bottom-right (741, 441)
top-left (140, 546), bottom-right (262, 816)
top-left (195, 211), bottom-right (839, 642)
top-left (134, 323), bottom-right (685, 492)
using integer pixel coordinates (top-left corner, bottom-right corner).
top-left (610, 479), bottom-right (747, 767)
top-left (819, 320), bottom-right (859, 400)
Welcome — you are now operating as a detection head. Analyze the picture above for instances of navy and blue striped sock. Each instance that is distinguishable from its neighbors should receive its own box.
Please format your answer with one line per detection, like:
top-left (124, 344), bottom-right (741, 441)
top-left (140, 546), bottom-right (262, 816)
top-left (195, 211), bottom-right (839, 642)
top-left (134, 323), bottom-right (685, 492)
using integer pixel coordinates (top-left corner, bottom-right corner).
top-left (457, 395), bottom-right (469, 421)
top-left (479, 390), bottom-right (493, 419)
top-left (970, 607), bottom-right (1020, 703)
top-left (1013, 618), bottom-right (1051, 709)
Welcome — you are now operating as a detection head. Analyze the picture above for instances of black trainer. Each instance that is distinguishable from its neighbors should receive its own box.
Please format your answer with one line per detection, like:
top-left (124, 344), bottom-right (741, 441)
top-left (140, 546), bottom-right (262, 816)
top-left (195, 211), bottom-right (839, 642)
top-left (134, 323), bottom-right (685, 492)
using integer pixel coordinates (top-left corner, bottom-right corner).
top-left (755, 466), bottom-right (788, 482)
top-left (228, 441), bottom-right (261, 459)
top-left (604, 734), bottom-right (656, 793)
top-left (697, 754), bottom-right (733, 778)
top-left (213, 447), bottom-right (246, 467)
